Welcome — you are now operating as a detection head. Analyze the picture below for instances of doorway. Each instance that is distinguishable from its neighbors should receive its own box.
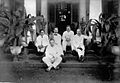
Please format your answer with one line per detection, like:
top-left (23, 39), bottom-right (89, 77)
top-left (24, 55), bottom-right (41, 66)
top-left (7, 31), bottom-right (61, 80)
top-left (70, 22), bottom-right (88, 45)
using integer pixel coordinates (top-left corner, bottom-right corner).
top-left (56, 2), bottom-right (72, 35)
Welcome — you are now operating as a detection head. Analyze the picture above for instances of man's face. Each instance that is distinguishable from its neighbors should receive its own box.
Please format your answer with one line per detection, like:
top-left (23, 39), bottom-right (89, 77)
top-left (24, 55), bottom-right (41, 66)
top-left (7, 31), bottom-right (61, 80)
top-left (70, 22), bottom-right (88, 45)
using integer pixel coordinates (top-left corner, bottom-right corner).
top-left (50, 40), bottom-right (55, 47)
top-left (54, 28), bottom-right (58, 34)
top-left (66, 26), bottom-right (71, 32)
top-left (77, 29), bottom-right (81, 35)
top-left (40, 30), bottom-right (44, 36)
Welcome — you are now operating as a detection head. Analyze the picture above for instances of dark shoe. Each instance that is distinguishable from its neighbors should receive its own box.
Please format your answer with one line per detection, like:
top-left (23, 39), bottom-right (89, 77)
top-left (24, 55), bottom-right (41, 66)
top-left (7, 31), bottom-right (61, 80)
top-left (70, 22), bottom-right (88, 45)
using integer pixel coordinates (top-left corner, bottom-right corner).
top-left (78, 57), bottom-right (82, 62)
top-left (81, 55), bottom-right (85, 62)
top-left (78, 55), bottom-right (84, 62)
top-left (61, 55), bottom-right (66, 63)
top-left (63, 51), bottom-right (66, 55)
top-left (62, 58), bottom-right (66, 63)
top-left (72, 50), bottom-right (78, 56)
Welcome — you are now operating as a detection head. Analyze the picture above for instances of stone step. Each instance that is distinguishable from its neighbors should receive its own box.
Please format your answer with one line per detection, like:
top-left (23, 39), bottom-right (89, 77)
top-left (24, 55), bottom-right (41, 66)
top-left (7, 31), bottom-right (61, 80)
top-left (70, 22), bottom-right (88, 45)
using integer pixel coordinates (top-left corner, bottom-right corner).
top-left (13, 60), bottom-right (120, 69)
top-left (27, 54), bottom-right (115, 62)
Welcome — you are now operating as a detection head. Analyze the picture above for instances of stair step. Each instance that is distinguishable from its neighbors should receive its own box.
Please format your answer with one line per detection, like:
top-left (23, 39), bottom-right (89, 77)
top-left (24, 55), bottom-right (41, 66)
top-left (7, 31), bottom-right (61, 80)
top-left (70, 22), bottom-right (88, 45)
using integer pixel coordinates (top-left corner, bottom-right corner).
top-left (13, 60), bottom-right (120, 68)
top-left (27, 54), bottom-right (114, 62)
top-left (14, 60), bottom-right (98, 68)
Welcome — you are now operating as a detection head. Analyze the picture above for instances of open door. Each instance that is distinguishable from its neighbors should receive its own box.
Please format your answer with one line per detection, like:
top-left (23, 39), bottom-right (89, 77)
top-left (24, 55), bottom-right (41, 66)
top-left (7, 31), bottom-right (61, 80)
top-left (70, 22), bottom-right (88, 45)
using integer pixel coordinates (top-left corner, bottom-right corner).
top-left (56, 2), bottom-right (72, 35)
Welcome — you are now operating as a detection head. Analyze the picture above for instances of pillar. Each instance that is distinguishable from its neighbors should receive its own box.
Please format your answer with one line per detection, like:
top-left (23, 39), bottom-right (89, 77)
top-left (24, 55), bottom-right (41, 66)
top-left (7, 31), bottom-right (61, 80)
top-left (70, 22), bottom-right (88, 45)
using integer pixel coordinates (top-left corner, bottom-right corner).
top-left (3, 0), bottom-right (10, 8)
top-left (24, 0), bottom-right (36, 16)
top-left (89, 0), bottom-right (102, 21)
top-left (41, 0), bottom-right (48, 34)
top-left (24, 0), bottom-right (36, 42)
top-left (118, 0), bottom-right (120, 25)
top-left (79, 0), bottom-right (86, 22)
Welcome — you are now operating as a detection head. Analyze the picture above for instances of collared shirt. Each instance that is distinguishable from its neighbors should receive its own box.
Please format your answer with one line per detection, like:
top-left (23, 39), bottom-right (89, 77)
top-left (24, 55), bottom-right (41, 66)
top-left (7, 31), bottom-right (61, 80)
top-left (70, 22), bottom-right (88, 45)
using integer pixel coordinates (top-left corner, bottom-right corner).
top-left (53, 33), bottom-right (62, 45)
top-left (73, 34), bottom-right (92, 48)
top-left (45, 44), bottom-right (61, 58)
top-left (35, 34), bottom-right (49, 47)
top-left (62, 31), bottom-right (74, 42)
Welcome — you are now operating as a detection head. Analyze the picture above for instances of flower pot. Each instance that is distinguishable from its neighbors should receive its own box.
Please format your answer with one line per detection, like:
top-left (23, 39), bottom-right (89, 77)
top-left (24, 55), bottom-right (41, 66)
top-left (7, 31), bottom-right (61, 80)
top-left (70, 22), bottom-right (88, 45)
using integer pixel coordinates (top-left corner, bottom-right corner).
top-left (111, 46), bottom-right (120, 63)
top-left (10, 46), bottom-right (23, 61)
top-left (111, 46), bottom-right (120, 56)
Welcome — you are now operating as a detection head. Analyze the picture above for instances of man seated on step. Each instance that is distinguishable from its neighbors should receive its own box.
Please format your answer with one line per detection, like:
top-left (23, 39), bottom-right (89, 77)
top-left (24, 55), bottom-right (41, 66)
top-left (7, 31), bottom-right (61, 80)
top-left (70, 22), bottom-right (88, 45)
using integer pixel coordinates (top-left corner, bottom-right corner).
top-left (73, 28), bottom-right (92, 62)
top-left (35, 29), bottom-right (49, 56)
top-left (42, 39), bottom-right (62, 72)
top-left (62, 25), bottom-right (74, 54)
top-left (53, 27), bottom-right (66, 62)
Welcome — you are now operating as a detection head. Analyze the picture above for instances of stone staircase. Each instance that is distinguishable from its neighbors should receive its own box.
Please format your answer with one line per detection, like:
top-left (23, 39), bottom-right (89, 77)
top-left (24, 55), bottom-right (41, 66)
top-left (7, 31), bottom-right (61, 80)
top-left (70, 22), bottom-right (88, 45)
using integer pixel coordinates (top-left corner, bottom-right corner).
top-left (15, 52), bottom-right (120, 68)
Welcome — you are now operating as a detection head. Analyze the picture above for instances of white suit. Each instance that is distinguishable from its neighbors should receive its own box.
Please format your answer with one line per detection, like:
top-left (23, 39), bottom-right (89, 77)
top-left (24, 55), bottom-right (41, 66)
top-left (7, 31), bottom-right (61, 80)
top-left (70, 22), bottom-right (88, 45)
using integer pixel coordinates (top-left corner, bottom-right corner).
top-left (73, 34), bottom-right (92, 57)
top-left (35, 34), bottom-right (49, 52)
top-left (42, 44), bottom-right (62, 68)
top-left (62, 31), bottom-right (74, 51)
top-left (53, 33), bottom-right (64, 55)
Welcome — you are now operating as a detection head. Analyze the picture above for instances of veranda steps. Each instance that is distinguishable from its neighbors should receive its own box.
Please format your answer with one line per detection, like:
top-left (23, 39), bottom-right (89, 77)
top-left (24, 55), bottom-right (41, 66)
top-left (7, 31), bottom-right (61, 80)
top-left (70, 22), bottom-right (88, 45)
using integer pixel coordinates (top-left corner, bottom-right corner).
top-left (6, 52), bottom-right (120, 68)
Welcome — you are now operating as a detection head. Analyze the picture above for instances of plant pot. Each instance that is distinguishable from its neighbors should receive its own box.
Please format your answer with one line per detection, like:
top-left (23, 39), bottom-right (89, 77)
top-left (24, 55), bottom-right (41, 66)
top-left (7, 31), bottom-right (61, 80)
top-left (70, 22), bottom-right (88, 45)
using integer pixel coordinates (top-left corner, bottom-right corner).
top-left (111, 46), bottom-right (120, 63)
top-left (111, 46), bottom-right (120, 56)
top-left (10, 46), bottom-right (23, 61)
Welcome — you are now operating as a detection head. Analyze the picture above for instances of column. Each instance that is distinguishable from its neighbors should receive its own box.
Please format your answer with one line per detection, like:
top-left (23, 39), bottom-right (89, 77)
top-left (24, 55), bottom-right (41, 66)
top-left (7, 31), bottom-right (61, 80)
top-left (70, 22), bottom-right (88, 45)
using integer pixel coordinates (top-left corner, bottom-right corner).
top-left (79, 0), bottom-right (86, 22)
top-left (118, 0), bottom-right (120, 25)
top-left (41, 0), bottom-right (48, 34)
top-left (3, 0), bottom-right (10, 8)
top-left (89, 0), bottom-right (102, 21)
top-left (24, 0), bottom-right (36, 42)
top-left (24, 0), bottom-right (36, 16)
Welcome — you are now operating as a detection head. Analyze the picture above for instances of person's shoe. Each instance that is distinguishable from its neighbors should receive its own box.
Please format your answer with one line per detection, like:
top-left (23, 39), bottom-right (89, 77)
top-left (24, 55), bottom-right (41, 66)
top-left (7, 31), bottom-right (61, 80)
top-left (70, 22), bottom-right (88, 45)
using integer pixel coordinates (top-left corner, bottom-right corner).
top-left (45, 68), bottom-right (51, 72)
top-left (62, 58), bottom-right (66, 63)
top-left (81, 56), bottom-right (85, 62)
top-left (45, 66), bottom-right (52, 72)
top-left (78, 57), bottom-right (82, 62)
top-left (63, 51), bottom-right (66, 55)
top-left (54, 66), bottom-right (60, 70)
top-left (78, 55), bottom-right (84, 62)
top-left (61, 55), bottom-right (66, 63)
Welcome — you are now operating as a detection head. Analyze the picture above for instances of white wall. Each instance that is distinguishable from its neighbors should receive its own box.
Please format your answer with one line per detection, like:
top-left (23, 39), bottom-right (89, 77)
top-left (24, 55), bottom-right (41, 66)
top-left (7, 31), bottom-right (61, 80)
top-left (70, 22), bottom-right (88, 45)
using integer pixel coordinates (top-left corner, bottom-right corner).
top-left (89, 0), bottom-right (102, 20)
top-left (41, 0), bottom-right (48, 34)
top-left (79, 0), bottom-right (86, 21)
top-left (24, 0), bottom-right (36, 16)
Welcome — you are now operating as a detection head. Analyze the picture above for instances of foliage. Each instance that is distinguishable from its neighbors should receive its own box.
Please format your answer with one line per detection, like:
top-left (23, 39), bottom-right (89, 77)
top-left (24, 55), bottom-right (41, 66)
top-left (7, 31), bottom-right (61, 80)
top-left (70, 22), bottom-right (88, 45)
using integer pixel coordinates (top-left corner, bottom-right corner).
top-left (85, 13), bottom-right (119, 47)
top-left (0, 5), bottom-right (47, 53)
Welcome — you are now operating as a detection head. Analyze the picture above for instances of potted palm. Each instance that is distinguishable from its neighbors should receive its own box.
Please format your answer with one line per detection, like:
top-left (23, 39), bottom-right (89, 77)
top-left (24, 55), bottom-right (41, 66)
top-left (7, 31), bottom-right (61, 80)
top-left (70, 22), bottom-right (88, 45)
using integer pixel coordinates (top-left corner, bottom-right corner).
top-left (85, 13), bottom-right (119, 64)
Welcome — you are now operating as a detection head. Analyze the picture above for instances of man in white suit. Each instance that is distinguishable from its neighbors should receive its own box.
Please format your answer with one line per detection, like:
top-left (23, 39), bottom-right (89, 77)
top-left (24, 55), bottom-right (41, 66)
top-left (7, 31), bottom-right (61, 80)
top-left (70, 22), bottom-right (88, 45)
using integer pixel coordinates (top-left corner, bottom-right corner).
top-left (62, 25), bottom-right (74, 53)
top-left (53, 27), bottom-right (66, 62)
top-left (73, 28), bottom-right (92, 62)
top-left (42, 39), bottom-right (62, 72)
top-left (35, 29), bottom-right (49, 55)
top-left (53, 27), bottom-right (64, 55)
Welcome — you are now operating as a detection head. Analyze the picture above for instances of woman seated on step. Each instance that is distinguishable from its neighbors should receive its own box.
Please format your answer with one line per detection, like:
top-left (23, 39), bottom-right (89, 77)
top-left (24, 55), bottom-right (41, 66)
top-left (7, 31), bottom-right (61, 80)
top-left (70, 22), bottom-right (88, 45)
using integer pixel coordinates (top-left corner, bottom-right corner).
top-left (42, 39), bottom-right (62, 72)
top-left (35, 29), bottom-right (49, 56)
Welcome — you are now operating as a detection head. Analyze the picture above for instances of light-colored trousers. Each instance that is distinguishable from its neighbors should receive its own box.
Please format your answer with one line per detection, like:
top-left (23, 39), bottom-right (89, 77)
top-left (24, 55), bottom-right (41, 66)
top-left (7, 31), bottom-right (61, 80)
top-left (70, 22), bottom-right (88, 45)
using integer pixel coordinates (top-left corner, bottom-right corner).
top-left (74, 45), bottom-right (85, 57)
top-left (42, 56), bottom-right (62, 68)
top-left (62, 41), bottom-right (74, 51)
top-left (57, 44), bottom-right (64, 55)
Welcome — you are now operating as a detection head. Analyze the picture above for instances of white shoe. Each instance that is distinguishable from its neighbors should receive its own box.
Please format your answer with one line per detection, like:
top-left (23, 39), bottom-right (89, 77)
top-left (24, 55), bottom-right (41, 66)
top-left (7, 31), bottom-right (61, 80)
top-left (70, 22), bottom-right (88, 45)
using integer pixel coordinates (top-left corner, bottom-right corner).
top-left (45, 66), bottom-right (52, 72)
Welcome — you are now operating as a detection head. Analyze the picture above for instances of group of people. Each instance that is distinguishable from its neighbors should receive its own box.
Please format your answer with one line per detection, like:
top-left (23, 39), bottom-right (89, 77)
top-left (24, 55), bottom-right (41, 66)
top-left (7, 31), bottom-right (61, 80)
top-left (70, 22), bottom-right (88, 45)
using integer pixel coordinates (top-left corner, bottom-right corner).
top-left (22, 25), bottom-right (92, 72)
